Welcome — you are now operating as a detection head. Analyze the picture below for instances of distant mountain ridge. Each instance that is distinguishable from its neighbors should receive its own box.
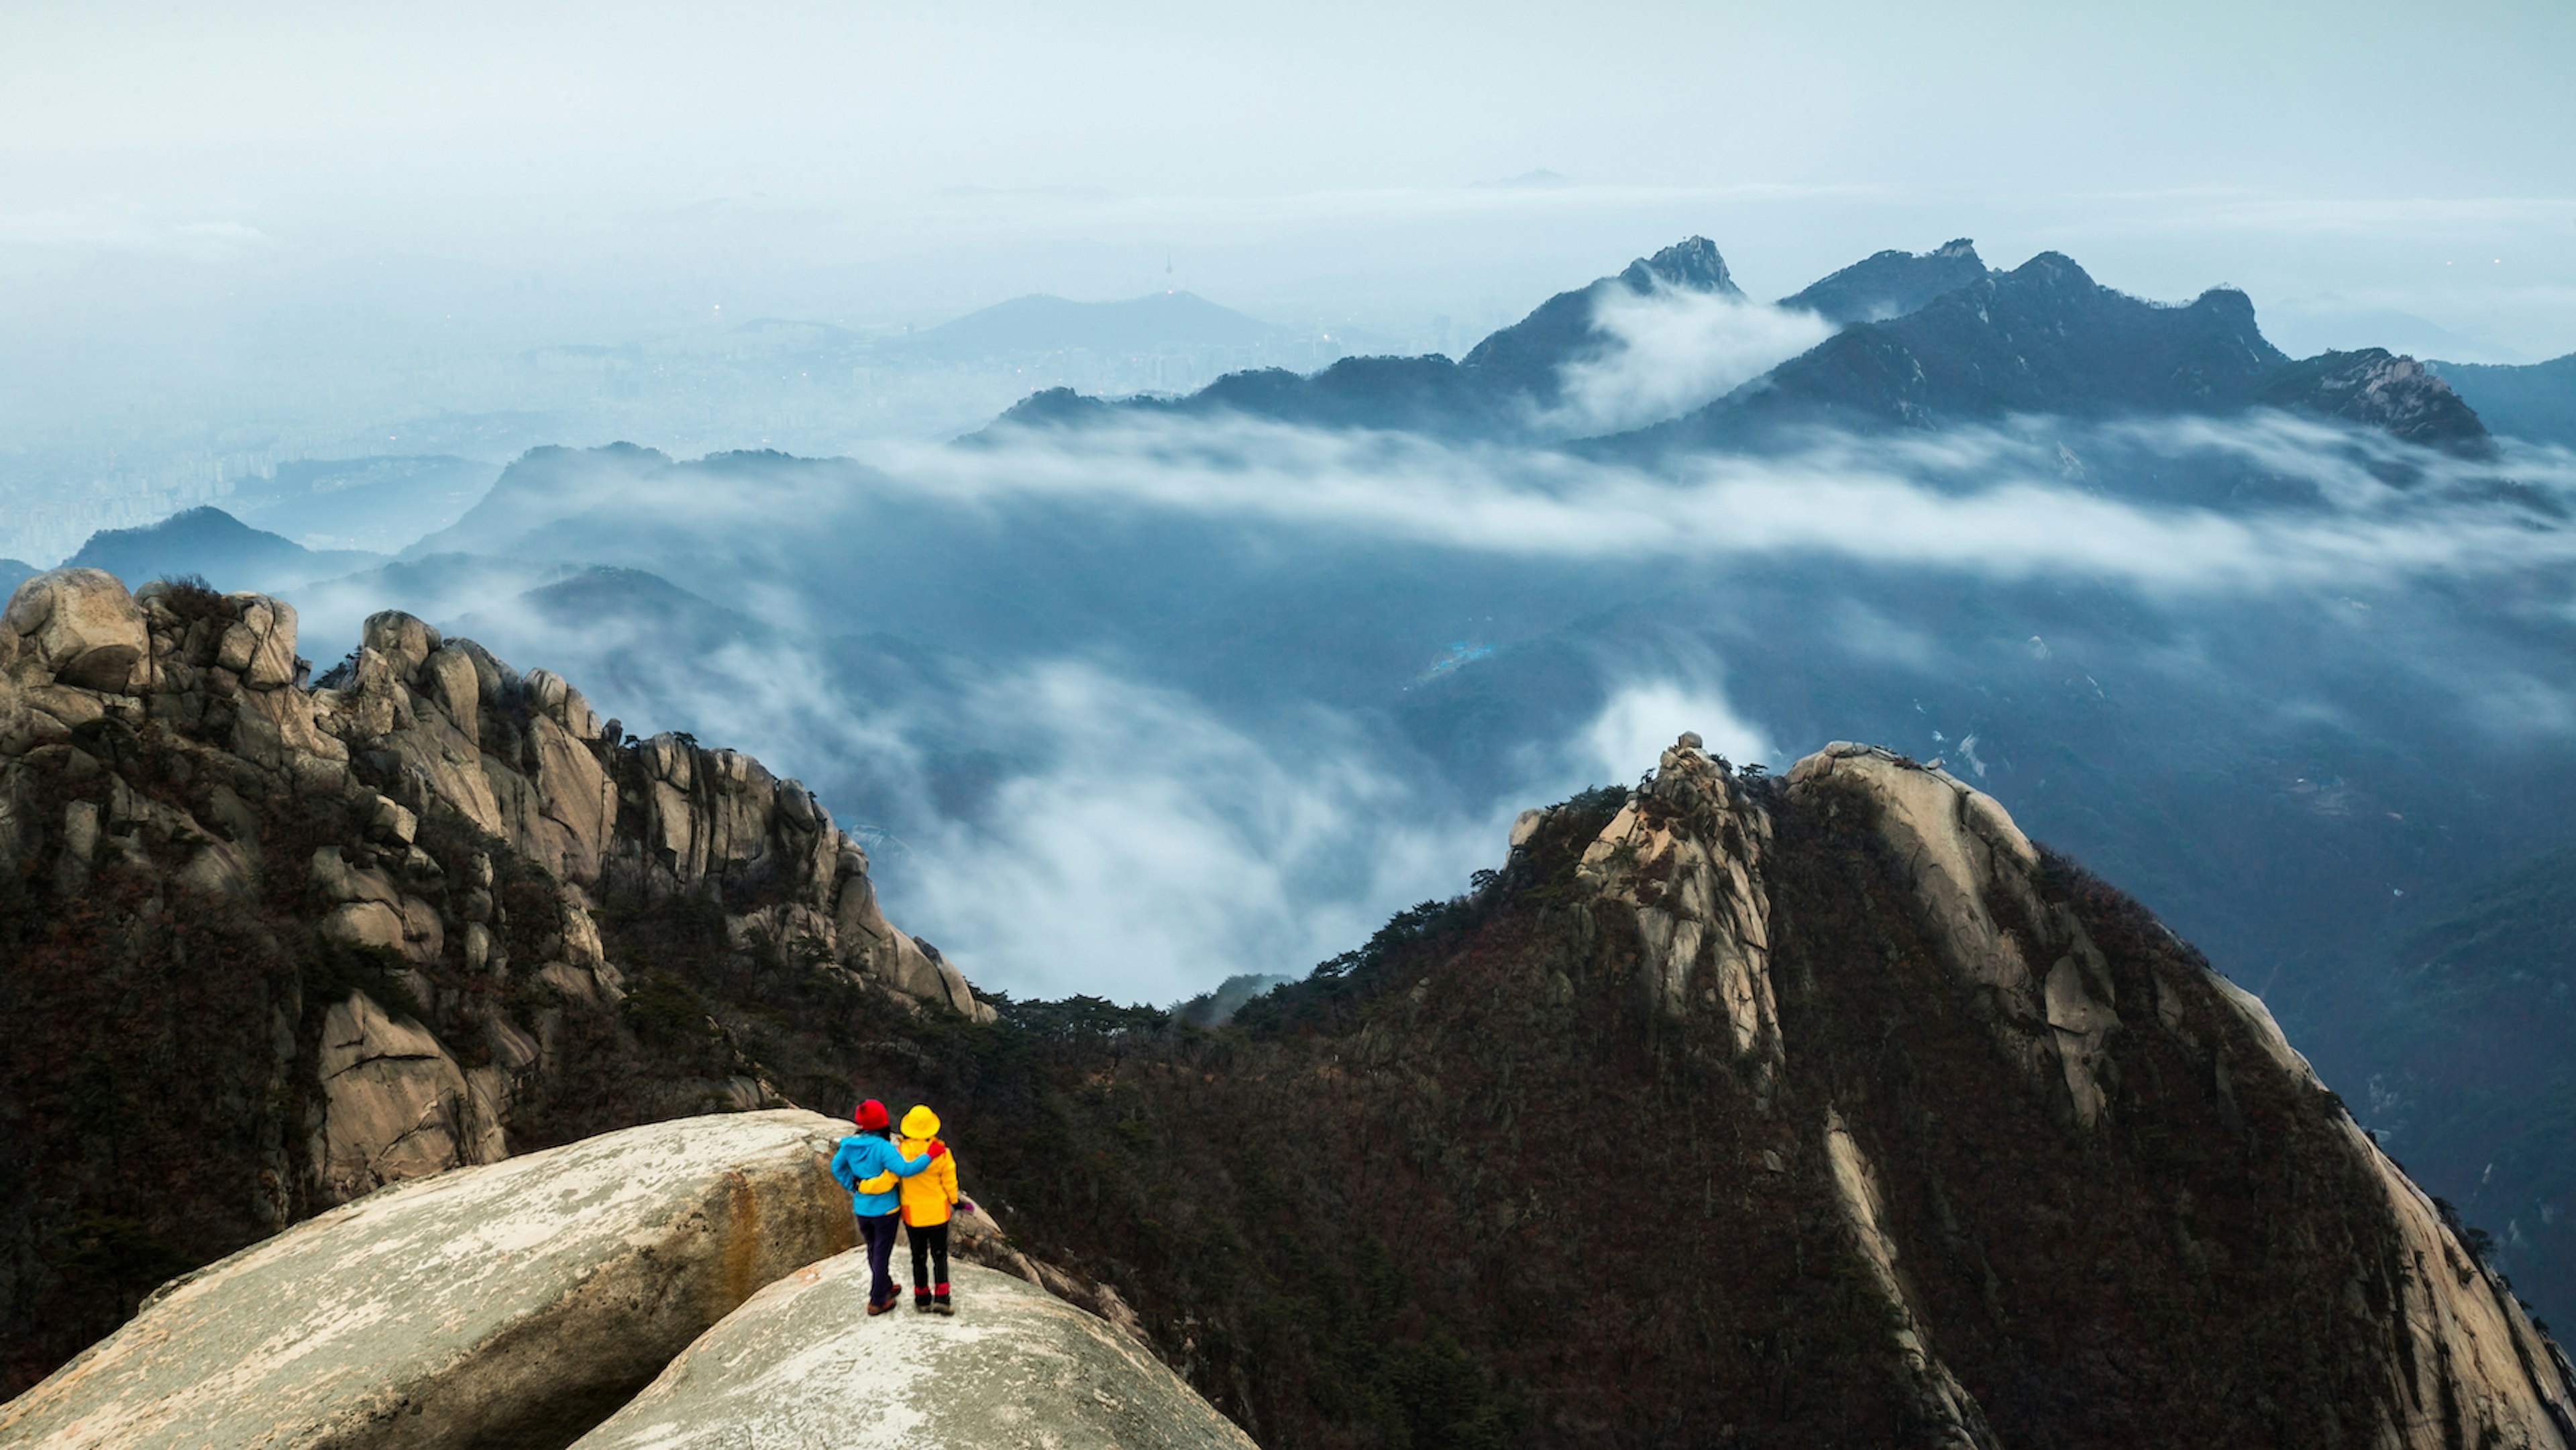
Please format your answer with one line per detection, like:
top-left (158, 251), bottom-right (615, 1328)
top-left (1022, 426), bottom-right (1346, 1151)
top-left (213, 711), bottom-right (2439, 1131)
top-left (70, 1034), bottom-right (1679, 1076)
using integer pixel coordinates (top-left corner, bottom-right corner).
top-left (1776, 236), bottom-right (1991, 325)
top-left (985, 237), bottom-right (2499, 460)
top-left (64, 507), bottom-right (384, 594)
top-left (979, 236), bottom-right (1749, 439)
top-left (1588, 251), bottom-right (2489, 458)
top-left (223, 454), bottom-right (497, 554)
top-left (2434, 352), bottom-right (2576, 449)
top-left (1607, 250), bottom-right (2475, 453)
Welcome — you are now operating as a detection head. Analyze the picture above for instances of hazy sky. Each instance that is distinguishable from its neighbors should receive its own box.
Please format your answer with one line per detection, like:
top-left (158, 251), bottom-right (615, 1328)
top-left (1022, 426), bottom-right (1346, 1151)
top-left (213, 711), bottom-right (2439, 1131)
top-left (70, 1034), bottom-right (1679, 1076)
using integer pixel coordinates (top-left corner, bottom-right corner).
top-left (3, 0), bottom-right (2573, 474)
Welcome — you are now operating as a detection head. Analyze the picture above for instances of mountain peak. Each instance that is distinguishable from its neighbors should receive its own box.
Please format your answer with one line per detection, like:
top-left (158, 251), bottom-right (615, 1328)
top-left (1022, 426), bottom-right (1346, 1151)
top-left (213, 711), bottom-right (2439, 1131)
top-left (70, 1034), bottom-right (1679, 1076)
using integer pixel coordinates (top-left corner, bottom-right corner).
top-left (2008, 250), bottom-right (2098, 289)
top-left (1617, 236), bottom-right (1742, 297)
top-left (1776, 238), bottom-right (1992, 327)
top-left (66, 506), bottom-right (384, 594)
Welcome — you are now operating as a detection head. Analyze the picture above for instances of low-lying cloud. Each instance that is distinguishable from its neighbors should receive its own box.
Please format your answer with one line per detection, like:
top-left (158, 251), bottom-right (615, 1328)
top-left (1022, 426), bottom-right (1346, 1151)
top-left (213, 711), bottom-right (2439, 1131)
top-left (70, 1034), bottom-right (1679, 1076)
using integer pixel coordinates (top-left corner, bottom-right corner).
top-left (875, 411), bottom-right (2576, 594)
top-left (270, 403), bottom-right (2576, 1006)
top-left (1549, 286), bottom-right (1833, 435)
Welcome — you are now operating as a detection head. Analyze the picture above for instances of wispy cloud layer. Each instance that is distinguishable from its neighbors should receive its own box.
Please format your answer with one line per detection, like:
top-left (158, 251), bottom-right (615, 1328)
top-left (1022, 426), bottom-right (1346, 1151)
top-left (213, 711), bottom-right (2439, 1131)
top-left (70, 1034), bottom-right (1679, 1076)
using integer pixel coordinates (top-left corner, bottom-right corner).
top-left (324, 405), bottom-right (2576, 1004)
top-left (877, 413), bottom-right (2576, 593)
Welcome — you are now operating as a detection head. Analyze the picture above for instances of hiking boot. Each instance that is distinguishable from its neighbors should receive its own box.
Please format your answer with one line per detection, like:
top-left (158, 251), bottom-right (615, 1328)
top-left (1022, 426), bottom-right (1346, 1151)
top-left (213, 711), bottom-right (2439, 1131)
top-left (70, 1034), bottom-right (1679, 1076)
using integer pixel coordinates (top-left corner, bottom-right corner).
top-left (866, 1296), bottom-right (898, 1316)
top-left (933, 1291), bottom-right (954, 1316)
top-left (914, 1293), bottom-right (933, 1311)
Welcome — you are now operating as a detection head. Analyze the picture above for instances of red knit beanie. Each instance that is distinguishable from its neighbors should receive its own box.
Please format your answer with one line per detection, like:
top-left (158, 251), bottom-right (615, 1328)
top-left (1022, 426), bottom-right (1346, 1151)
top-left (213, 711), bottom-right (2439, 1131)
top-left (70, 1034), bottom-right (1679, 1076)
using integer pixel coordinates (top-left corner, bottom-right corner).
top-left (855, 1098), bottom-right (890, 1130)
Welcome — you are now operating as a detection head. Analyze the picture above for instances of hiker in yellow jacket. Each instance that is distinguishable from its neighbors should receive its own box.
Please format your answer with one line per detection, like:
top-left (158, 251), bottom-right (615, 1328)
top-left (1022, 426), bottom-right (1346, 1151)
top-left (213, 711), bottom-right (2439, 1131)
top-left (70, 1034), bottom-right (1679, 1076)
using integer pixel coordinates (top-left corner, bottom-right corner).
top-left (898, 1104), bottom-right (962, 1314)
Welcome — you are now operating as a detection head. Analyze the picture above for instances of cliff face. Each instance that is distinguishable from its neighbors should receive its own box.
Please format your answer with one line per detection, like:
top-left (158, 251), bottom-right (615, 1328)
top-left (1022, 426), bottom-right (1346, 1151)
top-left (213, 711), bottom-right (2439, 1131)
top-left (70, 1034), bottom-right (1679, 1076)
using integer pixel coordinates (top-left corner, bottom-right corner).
top-left (0, 568), bottom-right (987, 1392)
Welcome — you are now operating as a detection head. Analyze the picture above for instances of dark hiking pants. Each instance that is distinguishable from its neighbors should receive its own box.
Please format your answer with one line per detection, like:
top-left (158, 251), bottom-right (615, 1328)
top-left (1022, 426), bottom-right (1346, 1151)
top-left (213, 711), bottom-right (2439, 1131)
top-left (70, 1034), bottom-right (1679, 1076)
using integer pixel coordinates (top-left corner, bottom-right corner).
top-left (908, 1220), bottom-right (951, 1300)
top-left (859, 1212), bottom-right (901, 1304)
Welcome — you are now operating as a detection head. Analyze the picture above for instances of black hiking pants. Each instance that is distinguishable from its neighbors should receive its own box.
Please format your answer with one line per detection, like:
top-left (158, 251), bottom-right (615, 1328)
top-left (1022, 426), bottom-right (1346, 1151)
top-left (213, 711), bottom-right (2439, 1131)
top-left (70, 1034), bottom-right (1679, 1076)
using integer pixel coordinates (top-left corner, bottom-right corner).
top-left (908, 1220), bottom-right (951, 1300)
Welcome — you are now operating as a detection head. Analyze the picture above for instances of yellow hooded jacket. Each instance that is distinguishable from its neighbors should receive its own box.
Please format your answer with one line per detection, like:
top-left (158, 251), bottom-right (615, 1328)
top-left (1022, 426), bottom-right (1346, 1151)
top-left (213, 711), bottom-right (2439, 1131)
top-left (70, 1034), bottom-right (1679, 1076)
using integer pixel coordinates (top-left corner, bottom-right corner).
top-left (897, 1104), bottom-right (960, 1227)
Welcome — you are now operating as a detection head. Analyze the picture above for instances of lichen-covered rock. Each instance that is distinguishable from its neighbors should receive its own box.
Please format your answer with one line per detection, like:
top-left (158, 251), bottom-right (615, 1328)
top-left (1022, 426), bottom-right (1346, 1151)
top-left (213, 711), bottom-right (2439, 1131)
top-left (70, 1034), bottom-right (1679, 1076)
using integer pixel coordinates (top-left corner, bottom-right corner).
top-left (215, 592), bottom-right (299, 688)
top-left (569, 1247), bottom-right (1257, 1450)
top-left (0, 1110), bottom-right (859, 1450)
top-left (4, 567), bottom-right (149, 691)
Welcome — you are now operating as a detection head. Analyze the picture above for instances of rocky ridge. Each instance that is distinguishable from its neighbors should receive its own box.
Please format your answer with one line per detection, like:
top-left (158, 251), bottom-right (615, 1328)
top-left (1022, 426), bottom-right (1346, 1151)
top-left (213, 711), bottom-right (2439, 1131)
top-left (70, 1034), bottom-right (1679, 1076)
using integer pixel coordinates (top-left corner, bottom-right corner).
top-left (0, 566), bottom-right (994, 1388)
top-left (1609, 250), bottom-right (2498, 460)
top-left (966, 737), bottom-right (2576, 1447)
top-left (1776, 237), bottom-right (1991, 327)
top-left (1772, 743), bottom-right (2570, 1444)
top-left (980, 236), bottom-right (1748, 439)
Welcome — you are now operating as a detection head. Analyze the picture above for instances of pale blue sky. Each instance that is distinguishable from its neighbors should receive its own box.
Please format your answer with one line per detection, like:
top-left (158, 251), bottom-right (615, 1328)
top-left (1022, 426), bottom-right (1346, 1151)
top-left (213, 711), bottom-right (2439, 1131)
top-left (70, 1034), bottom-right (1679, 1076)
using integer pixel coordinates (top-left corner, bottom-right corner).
top-left (1, 0), bottom-right (2571, 481)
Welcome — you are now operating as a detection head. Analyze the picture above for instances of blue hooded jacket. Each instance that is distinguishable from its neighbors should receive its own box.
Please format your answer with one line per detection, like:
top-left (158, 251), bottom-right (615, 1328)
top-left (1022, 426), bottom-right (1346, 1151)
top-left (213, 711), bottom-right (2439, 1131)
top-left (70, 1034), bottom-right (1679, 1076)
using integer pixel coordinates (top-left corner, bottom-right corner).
top-left (830, 1133), bottom-right (934, 1217)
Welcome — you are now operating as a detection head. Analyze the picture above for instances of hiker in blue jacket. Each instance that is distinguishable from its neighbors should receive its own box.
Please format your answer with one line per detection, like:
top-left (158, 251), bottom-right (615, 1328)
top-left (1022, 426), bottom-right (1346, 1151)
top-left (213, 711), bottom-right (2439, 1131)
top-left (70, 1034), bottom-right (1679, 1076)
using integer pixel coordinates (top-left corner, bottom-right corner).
top-left (831, 1098), bottom-right (946, 1314)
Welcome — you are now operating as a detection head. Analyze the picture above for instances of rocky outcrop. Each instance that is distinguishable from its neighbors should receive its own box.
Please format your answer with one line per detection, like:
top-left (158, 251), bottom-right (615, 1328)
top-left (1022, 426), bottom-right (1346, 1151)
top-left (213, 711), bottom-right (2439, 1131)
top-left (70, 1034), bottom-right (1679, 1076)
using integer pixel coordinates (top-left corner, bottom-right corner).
top-left (310, 989), bottom-right (508, 1202)
top-left (0, 568), bottom-right (994, 1025)
top-left (3, 567), bottom-right (150, 693)
top-left (570, 1247), bottom-right (1258, 1450)
top-left (2254, 346), bottom-right (2498, 458)
top-left (292, 604), bottom-right (994, 1025)
top-left (0, 573), bottom-right (1005, 1390)
top-left (1573, 731), bottom-right (1781, 1066)
top-left (0, 1111), bottom-right (860, 1450)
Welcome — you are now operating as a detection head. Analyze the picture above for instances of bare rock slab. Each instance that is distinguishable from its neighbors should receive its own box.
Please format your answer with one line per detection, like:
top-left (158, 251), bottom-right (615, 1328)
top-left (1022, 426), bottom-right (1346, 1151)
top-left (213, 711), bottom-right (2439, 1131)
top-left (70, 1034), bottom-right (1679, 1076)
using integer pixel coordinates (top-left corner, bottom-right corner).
top-left (0, 1110), bottom-right (857, 1450)
top-left (571, 1247), bottom-right (1256, 1450)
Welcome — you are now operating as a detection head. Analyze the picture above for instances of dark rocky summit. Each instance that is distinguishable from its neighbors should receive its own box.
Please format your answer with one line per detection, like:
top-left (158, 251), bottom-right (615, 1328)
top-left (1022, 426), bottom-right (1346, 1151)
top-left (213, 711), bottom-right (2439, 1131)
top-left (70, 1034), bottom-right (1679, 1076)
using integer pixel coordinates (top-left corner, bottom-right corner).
top-left (1595, 250), bottom-right (2500, 462)
top-left (1000, 740), bottom-right (2576, 1447)
top-left (4, 566), bottom-right (2572, 1446)
top-left (1776, 237), bottom-right (1991, 326)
